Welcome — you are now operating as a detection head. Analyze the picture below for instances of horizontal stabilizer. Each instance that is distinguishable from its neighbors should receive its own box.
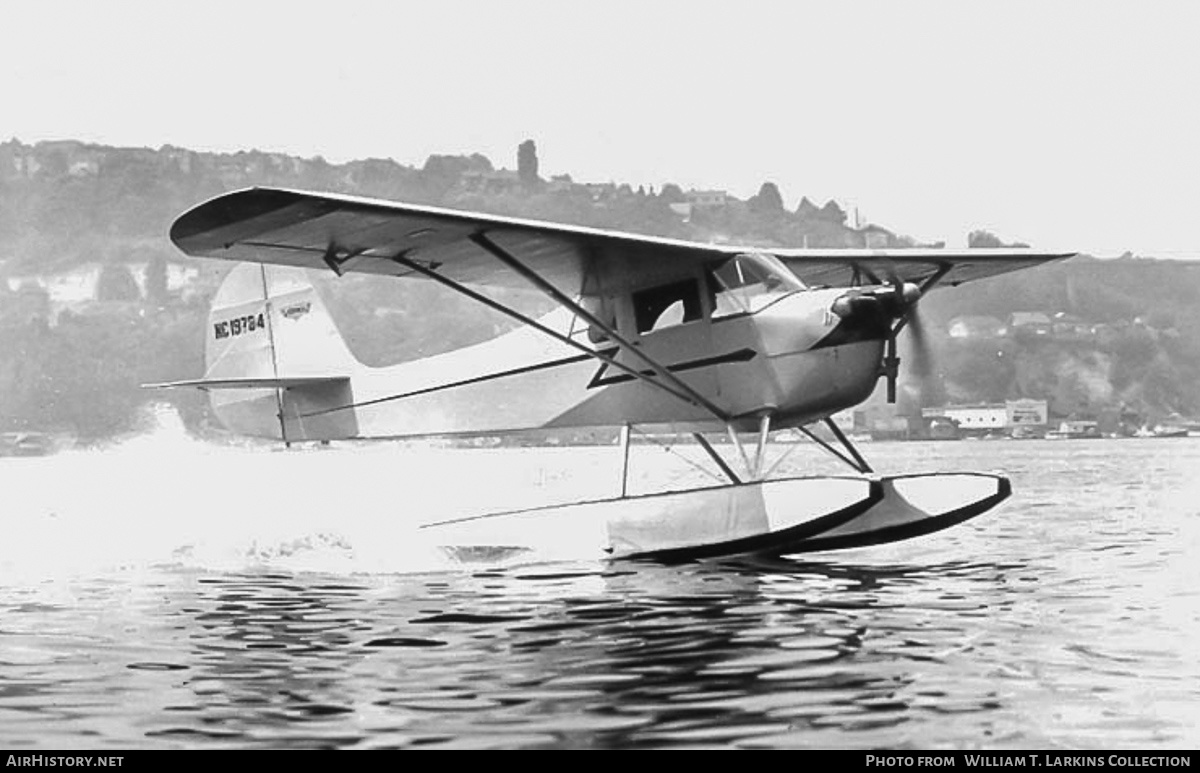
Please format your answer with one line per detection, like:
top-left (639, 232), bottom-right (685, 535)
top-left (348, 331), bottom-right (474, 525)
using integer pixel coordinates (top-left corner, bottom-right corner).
top-left (144, 376), bottom-right (350, 391)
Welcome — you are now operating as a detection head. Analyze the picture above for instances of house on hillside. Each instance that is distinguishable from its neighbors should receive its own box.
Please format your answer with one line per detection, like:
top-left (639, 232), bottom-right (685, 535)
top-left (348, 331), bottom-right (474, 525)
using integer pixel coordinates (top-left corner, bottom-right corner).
top-left (1051, 312), bottom-right (1093, 342)
top-left (687, 190), bottom-right (728, 211)
top-left (0, 139), bottom-right (28, 179)
top-left (948, 315), bottom-right (1005, 339)
top-left (212, 155), bottom-right (252, 187)
top-left (668, 202), bottom-right (692, 220)
top-left (584, 182), bottom-right (618, 202)
top-left (159, 145), bottom-right (196, 174)
top-left (1, 282), bottom-right (51, 324)
top-left (856, 224), bottom-right (894, 249)
top-left (5, 261), bottom-right (201, 323)
top-left (461, 169), bottom-right (522, 194)
top-left (1007, 311), bottom-right (1052, 338)
top-left (7, 265), bottom-right (103, 307)
top-left (546, 174), bottom-right (575, 193)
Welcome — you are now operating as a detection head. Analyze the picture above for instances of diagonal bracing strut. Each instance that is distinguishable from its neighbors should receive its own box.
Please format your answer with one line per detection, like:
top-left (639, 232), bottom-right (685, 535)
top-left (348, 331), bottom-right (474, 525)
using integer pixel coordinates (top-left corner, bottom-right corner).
top-left (797, 419), bottom-right (874, 474)
top-left (469, 231), bottom-right (731, 424)
top-left (386, 250), bottom-right (708, 413)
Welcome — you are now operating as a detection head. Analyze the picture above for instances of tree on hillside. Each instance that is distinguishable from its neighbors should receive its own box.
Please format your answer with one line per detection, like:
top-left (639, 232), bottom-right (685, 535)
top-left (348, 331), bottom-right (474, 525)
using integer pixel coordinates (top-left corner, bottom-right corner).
top-left (820, 199), bottom-right (847, 225)
top-left (422, 154), bottom-right (491, 178)
top-left (421, 153), bottom-right (494, 199)
top-left (96, 263), bottom-right (141, 303)
top-left (518, 140), bottom-right (540, 187)
top-left (968, 229), bottom-right (1030, 248)
top-left (795, 197), bottom-right (821, 219)
top-left (659, 183), bottom-right (686, 203)
top-left (5, 282), bottom-right (51, 325)
top-left (145, 254), bottom-right (169, 306)
top-left (748, 181), bottom-right (785, 214)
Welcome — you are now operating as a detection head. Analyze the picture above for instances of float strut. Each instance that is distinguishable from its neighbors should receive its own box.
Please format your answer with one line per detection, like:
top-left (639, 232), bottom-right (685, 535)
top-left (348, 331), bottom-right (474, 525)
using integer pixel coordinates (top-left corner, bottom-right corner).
top-left (753, 413), bottom-right (772, 479)
top-left (692, 433), bottom-right (742, 485)
top-left (618, 423), bottom-right (632, 497)
top-left (824, 418), bottom-right (873, 474)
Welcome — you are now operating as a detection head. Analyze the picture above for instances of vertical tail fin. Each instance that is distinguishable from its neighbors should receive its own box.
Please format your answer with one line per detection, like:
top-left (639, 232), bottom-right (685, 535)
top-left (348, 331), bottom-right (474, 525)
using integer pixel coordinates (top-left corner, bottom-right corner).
top-left (201, 263), bottom-right (361, 441)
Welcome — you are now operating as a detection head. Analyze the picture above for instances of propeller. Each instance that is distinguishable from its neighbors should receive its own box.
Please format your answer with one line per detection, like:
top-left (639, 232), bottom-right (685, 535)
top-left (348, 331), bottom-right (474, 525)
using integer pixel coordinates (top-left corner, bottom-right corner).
top-left (882, 266), bottom-right (939, 408)
top-left (899, 295), bottom-right (937, 407)
top-left (831, 263), bottom-right (936, 406)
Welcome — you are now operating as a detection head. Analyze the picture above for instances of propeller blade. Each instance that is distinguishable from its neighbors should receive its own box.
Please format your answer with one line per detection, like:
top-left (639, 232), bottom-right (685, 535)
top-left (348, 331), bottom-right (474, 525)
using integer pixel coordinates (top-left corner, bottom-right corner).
top-left (903, 305), bottom-right (938, 407)
top-left (836, 261), bottom-right (936, 406)
top-left (876, 258), bottom-right (934, 405)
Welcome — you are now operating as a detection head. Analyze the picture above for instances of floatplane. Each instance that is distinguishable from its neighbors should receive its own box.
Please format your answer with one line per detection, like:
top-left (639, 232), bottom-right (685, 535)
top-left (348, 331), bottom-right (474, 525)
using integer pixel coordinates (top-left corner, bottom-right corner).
top-left (154, 187), bottom-right (1070, 563)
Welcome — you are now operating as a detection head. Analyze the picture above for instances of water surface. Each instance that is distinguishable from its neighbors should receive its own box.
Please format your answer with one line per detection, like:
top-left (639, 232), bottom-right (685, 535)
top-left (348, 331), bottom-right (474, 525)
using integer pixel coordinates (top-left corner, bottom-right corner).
top-left (2, 428), bottom-right (1197, 749)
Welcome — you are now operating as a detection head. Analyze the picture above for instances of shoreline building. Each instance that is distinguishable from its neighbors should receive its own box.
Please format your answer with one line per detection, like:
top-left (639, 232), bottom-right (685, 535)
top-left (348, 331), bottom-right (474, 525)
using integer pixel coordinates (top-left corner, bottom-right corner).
top-left (921, 399), bottom-right (1049, 439)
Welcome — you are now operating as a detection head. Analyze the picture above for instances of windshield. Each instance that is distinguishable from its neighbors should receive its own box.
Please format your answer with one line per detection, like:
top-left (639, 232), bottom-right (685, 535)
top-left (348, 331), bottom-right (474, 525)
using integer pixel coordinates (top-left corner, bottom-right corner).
top-left (709, 253), bottom-right (805, 317)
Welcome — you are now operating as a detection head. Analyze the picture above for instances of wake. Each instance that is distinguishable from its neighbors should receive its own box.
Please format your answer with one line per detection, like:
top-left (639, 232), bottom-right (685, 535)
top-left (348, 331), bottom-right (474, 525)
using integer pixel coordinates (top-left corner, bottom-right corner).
top-left (0, 404), bottom-right (480, 579)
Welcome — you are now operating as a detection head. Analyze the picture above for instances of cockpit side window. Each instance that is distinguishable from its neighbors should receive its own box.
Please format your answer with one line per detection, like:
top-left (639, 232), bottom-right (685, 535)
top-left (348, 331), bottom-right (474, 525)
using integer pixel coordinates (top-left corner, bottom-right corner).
top-left (632, 278), bottom-right (703, 333)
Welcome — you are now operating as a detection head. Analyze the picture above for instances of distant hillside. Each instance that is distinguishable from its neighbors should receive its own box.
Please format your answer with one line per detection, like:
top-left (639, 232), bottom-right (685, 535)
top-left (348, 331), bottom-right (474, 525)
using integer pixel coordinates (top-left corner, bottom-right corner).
top-left (1, 138), bottom-right (1197, 440)
top-left (915, 255), bottom-right (1200, 423)
top-left (0, 138), bottom-right (893, 276)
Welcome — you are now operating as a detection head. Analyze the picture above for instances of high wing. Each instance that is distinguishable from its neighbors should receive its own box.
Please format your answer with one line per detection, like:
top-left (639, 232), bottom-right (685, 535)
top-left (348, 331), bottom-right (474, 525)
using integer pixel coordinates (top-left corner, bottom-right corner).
top-left (170, 187), bottom-right (1072, 292)
top-left (774, 249), bottom-right (1066, 289)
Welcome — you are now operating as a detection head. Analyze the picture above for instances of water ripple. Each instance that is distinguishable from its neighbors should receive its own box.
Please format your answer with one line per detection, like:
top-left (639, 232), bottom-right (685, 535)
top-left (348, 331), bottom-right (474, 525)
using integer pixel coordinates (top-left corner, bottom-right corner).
top-left (2, 440), bottom-right (1199, 748)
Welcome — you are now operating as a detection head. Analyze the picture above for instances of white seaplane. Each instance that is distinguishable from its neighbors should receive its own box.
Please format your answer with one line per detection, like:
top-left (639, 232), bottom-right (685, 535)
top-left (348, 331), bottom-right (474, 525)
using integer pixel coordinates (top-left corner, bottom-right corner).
top-left (156, 187), bottom-right (1069, 563)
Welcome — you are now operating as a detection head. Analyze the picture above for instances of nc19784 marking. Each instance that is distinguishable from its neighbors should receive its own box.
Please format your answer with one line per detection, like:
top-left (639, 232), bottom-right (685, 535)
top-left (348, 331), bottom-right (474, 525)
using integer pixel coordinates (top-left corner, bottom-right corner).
top-left (213, 312), bottom-right (266, 340)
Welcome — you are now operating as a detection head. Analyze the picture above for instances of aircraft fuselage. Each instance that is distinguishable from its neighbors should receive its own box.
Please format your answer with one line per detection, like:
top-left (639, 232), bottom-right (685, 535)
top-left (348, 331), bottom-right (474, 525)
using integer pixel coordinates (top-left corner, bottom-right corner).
top-left (304, 288), bottom-right (887, 439)
top-left (203, 258), bottom-right (895, 441)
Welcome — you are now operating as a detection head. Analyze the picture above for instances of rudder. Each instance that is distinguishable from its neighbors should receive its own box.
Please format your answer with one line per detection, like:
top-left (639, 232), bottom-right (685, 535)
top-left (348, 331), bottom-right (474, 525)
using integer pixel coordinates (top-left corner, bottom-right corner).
top-left (202, 263), bottom-right (361, 441)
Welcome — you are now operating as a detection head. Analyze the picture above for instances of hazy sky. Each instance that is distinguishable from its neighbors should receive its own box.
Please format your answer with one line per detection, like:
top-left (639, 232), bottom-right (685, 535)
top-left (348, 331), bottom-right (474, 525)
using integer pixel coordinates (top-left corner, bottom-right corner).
top-left (5, 0), bottom-right (1200, 256)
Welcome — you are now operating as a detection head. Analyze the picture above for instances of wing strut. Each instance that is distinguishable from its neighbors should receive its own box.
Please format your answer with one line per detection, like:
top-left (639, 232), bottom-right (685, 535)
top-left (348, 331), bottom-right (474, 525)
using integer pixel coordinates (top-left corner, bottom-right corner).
top-left (386, 252), bottom-right (708, 412)
top-left (468, 231), bottom-right (731, 423)
top-left (892, 263), bottom-right (951, 337)
top-left (618, 424), bottom-right (632, 497)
